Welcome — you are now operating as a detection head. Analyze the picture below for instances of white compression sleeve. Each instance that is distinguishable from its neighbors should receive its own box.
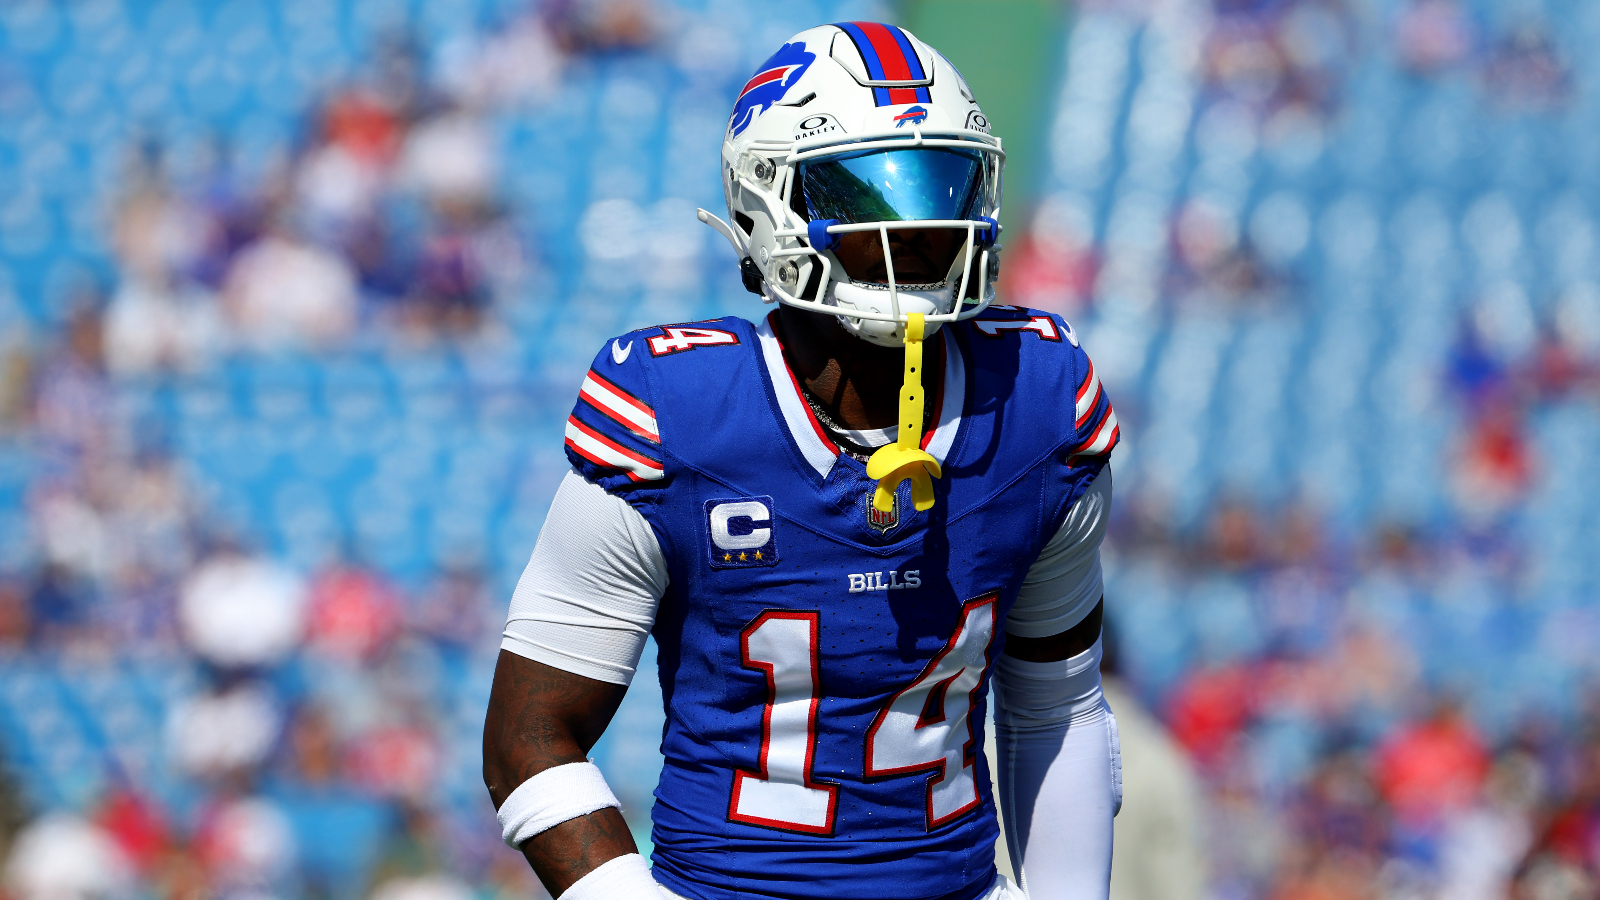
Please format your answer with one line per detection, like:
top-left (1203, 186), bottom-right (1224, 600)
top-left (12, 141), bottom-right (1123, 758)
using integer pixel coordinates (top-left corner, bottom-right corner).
top-left (502, 471), bottom-right (668, 685)
top-left (1007, 469), bottom-right (1111, 639)
top-left (994, 638), bottom-right (1120, 900)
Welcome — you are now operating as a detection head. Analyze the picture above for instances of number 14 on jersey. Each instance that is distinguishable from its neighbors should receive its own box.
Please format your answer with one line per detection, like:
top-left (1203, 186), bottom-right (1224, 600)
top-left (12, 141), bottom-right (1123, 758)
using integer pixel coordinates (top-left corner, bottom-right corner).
top-left (729, 595), bottom-right (999, 834)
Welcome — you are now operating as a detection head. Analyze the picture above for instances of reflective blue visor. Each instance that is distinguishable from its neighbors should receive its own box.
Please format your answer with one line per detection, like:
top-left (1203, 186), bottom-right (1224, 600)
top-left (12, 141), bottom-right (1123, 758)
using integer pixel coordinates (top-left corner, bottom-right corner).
top-left (798, 147), bottom-right (986, 225)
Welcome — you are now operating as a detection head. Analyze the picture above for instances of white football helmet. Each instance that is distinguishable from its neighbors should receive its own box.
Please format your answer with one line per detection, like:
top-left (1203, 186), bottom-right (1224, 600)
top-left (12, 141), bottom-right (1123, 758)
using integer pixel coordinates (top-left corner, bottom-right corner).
top-left (698, 22), bottom-right (1004, 347)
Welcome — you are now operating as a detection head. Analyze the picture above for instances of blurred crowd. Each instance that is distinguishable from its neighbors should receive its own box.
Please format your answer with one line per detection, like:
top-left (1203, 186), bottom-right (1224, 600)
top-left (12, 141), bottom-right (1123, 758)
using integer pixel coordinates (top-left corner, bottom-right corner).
top-left (1065, 1), bottom-right (1600, 899)
top-left (1110, 490), bottom-right (1600, 900)
top-left (4, 0), bottom-right (1600, 899)
top-left (0, 2), bottom-right (676, 899)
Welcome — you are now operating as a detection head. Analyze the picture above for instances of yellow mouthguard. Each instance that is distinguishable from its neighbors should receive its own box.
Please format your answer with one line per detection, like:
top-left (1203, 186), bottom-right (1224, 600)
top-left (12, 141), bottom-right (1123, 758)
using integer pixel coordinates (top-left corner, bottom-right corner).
top-left (865, 313), bottom-right (942, 513)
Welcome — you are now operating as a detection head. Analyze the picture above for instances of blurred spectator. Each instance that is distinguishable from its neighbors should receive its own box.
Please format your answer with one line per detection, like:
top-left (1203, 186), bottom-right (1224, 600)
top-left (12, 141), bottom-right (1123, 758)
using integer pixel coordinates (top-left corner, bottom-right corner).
top-left (1396, 0), bottom-right (1476, 74)
top-left (437, 13), bottom-right (566, 109)
top-left (407, 209), bottom-right (496, 334)
top-left (167, 679), bottom-right (283, 780)
top-left (192, 791), bottom-right (297, 897)
top-left (1204, 16), bottom-right (1290, 110)
top-left (0, 578), bottom-right (29, 648)
top-left (26, 563), bottom-right (91, 647)
top-left (222, 222), bottom-right (360, 350)
top-left (110, 164), bottom-right (209, 292)
top-left (371, 873), bottom-right (476, 900)
top-left (347, 720), bottom-right (440, 802)
top-left (1374, 697), bottom-right (1490, 824)
top-left (93, 787), bottom-right (171, 878)
top-left (399, 108), bottom-right (496, 209)
top-left (104, 160), bottom-right (226, 374)
top-left (1447, 315), bottom-right (1510, 405)
top-left (1511, 730), bottom-right (1600, 898)
top-left (1204, 499), bottom-right (1267, 573)
top-left (4, 4), bottom-right (1600, 900)
top-left (305, 565), bottom-right (403, 662)
top-left (102, 274), bottom-right (225, 376)
top-left (1003, 195), bottom-right (1099, 317)
top-left (1449, 398), bottom-right (1534, 526)
top-left (547, 0), bottom-right (659, 54)
top-left (1167, 663), bottom-right (1257, 769)
top-left (415, 566), bottom-right (494, 654)
top-left (1171, 197), bottom-right (1277, 309)
top-left (178, 549), bottom-right (307, 669)
top-left (281, 704), bottom-right (342, 788)
top-left (3, 813), bottom-right (132, 900)
top-left (30, 305), bottom-right (110, 457)
top-left (1483, 21), bottom-right (1570, 109)
top-left (1436, 752), bottom-right (1537, 900)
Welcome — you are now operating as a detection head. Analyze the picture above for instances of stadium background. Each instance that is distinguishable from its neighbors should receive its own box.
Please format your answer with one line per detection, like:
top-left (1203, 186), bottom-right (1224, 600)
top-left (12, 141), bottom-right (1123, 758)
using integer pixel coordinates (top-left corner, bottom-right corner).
top-left (0, 0), bottom-right (1597, 898)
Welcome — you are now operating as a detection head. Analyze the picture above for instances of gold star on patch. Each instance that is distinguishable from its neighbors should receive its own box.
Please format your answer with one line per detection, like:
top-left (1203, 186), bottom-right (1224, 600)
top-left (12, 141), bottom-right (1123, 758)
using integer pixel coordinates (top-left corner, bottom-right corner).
top-left (739, 551), bottom-right (748, 561)
top-left (723, 553), bottom-right (732, 562)
top-left (754, 550), bottom-right (763, 560)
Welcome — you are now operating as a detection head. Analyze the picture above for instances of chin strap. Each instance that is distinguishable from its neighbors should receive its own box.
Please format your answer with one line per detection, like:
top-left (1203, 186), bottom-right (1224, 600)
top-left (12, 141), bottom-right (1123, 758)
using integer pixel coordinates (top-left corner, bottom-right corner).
top-left (866, 313), bottom-right (942, 514)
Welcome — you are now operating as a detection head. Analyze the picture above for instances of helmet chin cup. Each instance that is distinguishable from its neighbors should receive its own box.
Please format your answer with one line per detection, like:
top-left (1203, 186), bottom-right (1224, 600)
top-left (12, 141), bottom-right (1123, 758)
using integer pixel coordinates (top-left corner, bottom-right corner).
top-left (830, 281), bottom-right (952, 348)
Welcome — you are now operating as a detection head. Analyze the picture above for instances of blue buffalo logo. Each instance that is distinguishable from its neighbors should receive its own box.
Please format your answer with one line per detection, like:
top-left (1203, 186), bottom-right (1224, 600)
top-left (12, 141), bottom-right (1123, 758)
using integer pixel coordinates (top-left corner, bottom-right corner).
top-left (729, 41), bottom-right (816, 137)
top-left (893, 105), bottom-right (929, 128)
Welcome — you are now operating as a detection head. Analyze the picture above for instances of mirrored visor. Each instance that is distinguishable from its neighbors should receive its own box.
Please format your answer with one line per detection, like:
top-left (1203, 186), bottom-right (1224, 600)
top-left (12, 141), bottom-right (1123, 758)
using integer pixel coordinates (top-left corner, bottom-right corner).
top-left (798, 147), bottom-right (986, 225)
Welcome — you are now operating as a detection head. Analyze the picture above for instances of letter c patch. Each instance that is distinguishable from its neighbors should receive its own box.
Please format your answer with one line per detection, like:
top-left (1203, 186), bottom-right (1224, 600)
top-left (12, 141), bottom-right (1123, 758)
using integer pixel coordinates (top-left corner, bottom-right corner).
top-left (706, 496), bottom-right (779, 568)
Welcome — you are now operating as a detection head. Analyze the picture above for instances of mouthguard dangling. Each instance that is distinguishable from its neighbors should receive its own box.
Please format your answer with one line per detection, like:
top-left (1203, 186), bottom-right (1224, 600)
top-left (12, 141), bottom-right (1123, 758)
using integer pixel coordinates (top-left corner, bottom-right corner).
top-left (866, 313), bottom-right (942, 513)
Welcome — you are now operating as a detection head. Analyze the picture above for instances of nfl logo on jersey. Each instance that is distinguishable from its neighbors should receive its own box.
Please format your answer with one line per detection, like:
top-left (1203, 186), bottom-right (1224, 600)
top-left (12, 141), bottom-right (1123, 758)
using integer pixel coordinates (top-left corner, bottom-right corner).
top-left (865, 489), bottom-right (898, 533)
top-left (706, 497), bottom-right (779, 568)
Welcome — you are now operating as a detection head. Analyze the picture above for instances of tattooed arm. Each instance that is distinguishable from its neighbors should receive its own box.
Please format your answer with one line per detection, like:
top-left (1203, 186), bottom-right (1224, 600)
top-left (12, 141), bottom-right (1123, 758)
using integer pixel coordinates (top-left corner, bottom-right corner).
top-left (482, 649), bottom-right (637, 896)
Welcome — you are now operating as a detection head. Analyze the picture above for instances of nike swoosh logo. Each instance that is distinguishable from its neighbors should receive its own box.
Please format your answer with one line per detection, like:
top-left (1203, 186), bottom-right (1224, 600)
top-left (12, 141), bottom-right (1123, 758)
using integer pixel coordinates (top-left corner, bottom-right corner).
top-left (611, 340), bottom-right (633, 364)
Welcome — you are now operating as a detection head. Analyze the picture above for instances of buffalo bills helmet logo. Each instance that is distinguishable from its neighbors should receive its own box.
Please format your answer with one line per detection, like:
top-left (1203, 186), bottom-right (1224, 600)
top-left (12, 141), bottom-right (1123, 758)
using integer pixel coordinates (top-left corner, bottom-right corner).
top-left (729, 41), bottom-right (816, 137)
top-left (893, 105), bottom-right (929, 128)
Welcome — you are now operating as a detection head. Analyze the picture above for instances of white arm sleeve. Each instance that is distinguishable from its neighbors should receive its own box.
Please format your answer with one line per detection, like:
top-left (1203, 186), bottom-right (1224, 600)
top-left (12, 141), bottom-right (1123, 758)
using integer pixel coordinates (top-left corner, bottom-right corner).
top-left (1007, 468), bottom-right (1111, 639)
top-left (501, 471), bottom-right (669, 686)
top-left (994, 639), bottom-right (1120, 900)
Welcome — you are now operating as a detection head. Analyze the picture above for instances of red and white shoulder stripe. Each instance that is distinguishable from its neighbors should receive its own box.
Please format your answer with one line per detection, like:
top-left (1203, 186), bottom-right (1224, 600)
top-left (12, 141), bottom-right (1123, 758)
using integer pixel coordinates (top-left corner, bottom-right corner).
top-left (1076, 407), bottom-right (1119, 458)
top-left (579, 369), bottom-right (659, 442)
top-left (564, 415), bottom-right (664, 482)
top-left (1075, 358), bottom-right (1104, 430)
top-left (1072, 357), bottom-right (1120, 459)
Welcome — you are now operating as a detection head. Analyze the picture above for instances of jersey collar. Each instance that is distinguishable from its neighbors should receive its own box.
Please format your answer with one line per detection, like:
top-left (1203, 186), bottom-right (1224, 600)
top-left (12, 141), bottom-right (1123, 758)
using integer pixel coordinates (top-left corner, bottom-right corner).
top-left (755, 313), bottom-right (966, 481)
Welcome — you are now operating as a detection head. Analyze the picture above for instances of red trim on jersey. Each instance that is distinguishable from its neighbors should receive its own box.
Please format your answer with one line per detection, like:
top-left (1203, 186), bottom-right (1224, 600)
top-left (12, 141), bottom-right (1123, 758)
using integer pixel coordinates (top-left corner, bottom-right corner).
top-left (920, 337), bottom-right (946, 451)
top-left (765, 313), bottom-right (840, 457)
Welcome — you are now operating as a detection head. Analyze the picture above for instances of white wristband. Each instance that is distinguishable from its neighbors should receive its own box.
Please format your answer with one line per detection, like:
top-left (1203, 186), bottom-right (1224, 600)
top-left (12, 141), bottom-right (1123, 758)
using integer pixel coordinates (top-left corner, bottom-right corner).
top-left (497, 761), bottom-right (622, 848)
top-left (560, 853), bottom-right (662, 900)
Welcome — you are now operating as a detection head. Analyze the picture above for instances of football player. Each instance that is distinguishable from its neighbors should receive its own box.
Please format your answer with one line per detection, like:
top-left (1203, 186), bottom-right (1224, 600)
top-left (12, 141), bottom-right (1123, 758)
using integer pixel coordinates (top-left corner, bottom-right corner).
top-left (483, 23), bottom-right (1121, 900)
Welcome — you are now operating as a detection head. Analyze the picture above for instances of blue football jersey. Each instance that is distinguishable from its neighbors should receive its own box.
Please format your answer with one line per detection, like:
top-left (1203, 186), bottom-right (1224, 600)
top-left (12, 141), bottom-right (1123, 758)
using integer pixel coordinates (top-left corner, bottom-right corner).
top-left (564, 309), bottom-right (1117, 900)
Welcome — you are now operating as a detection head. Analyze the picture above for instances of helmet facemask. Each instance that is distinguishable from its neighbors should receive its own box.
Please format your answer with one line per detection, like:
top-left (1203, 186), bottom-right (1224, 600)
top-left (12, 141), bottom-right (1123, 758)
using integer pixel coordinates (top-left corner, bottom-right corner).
top-left (779, 135), bottom-right (1001, 347)
top-left (705, 129), bottom-right (1004, 348)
